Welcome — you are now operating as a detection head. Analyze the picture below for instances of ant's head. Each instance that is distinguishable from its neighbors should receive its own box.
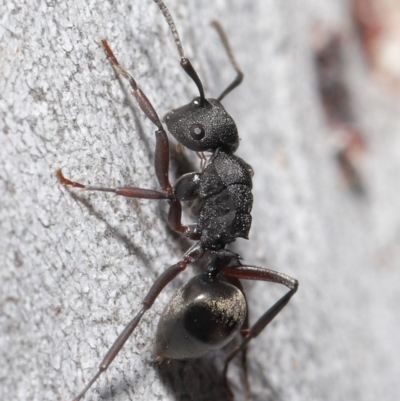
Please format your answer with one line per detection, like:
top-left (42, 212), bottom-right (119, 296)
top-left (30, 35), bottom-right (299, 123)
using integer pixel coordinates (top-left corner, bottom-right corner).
top-left (164, 98), bottom-right (239, 152)
top-left (150, 4), bottom-right (241, 153)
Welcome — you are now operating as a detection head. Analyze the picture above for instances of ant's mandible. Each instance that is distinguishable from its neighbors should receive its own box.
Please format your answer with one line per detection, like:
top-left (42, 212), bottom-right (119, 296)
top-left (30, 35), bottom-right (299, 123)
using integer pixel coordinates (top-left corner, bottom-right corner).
top-left (57, 0), bottom-right (298, 399)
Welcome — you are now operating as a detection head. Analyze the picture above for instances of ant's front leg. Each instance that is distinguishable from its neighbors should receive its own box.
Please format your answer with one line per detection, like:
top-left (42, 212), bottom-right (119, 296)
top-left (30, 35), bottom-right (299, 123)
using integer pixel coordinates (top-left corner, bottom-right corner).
top-left (58, 41), bottom-right (173, 202)
top-left (57, 40), bottom-right (199, 239)
top-left (101, 39), bottom-right (172, 193)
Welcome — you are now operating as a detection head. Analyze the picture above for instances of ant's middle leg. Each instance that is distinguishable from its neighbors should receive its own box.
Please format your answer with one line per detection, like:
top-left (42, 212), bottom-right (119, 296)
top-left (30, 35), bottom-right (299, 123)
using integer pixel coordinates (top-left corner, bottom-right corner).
top-left (56, 169), bottom-right (200, 240)
top-left (56, 169), bottom-right (171, 200)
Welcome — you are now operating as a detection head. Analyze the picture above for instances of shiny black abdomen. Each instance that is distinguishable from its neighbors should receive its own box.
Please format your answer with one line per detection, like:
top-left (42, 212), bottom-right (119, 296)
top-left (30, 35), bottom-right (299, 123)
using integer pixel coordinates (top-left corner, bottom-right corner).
top-left (155, 274), bottom-right (247, 360)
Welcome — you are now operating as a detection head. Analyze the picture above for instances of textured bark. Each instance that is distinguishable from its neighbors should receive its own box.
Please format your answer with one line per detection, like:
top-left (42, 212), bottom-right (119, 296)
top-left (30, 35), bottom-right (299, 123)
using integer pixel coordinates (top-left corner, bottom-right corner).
top-left (1, 0), bottom-right (400, 401)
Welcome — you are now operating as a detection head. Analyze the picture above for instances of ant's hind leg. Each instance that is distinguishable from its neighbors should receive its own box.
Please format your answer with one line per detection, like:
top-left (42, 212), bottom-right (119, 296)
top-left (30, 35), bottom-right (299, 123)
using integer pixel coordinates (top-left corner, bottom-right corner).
top-left (221, 265), bottom-right (298, 390)
top-left (70, 241), bottom-right (205, 401)
top-left (223, 276), bottom-right (251, 396)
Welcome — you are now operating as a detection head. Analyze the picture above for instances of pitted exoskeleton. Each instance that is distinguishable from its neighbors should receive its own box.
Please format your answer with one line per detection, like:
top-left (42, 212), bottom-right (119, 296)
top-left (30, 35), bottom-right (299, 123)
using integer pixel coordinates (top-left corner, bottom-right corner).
top-left (57, 1), bottom-right (298, 400)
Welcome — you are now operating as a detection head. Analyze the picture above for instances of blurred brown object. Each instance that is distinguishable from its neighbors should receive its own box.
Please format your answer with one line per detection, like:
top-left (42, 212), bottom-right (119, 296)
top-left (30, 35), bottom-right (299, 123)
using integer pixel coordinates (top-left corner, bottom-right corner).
top-left (352, 0), bottom-right (400, 89)
top-left (313, 28), bottom-right (366, 194)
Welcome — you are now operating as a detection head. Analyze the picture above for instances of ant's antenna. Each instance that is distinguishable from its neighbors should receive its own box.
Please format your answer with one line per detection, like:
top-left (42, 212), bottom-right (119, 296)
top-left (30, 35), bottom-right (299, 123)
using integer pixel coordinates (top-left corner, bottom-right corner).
top-left (152, 0), bottom-right (206, 106)
top-left (211, 21), bottom-right (244, 101)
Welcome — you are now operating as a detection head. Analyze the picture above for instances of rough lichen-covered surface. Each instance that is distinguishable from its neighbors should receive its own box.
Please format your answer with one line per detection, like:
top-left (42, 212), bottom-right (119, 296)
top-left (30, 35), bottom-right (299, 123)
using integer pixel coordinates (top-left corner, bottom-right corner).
top-left (1, 0), bottom-right (400, 401)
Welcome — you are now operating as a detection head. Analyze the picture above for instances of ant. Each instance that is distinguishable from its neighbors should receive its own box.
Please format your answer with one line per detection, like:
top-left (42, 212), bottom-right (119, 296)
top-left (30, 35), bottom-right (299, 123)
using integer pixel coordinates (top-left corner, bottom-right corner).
top-left (57, 0), bottom-right (298, 399)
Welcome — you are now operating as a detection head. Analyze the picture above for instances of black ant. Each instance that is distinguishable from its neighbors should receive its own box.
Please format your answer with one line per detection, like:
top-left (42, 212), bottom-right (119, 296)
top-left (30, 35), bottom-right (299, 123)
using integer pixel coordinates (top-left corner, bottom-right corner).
top-left (57, 0), bottom-right (298, 399)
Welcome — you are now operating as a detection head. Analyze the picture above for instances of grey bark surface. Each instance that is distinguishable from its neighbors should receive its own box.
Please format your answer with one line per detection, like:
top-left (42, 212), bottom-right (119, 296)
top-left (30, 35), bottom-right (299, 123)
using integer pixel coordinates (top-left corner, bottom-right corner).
top-left (1, 0), bottom-right (400, 401)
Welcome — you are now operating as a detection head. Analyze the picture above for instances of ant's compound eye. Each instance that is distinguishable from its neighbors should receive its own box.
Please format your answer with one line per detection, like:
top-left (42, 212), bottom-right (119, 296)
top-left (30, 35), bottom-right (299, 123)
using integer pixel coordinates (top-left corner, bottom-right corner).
top-left (189, 124), bottom-right (205, 140)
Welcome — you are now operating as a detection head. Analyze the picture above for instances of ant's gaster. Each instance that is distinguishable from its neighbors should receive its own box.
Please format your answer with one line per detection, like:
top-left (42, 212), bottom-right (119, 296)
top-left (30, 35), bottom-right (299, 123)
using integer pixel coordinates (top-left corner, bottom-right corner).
top-left (57, 1), bottom-right (298, 399)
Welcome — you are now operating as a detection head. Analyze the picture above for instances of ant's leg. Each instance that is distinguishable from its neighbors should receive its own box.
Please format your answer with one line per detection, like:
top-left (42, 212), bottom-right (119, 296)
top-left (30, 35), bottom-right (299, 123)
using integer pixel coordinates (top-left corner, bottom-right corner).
top-left (56, 169), bottom-right (171, 200)
top-left (211, 21), bottom-right (244, 101)
top-left (101, 40), bottom-right (173, 194)
top-left (224, 276), bottom-right (251, 395)
top-left (70, 262), bottom-right (185, 401)
top-left (167, 198), bottom-right (201, 240)
top-left (220, 265), bottom-right (298, 386)
top-left (57, 169), bottom-right (201, 239)
top-left (70, 243), bottom-right (204, 401)
top-left (101, 40), bottom-right (203, 237)
top-left (62, 42), bottom-right (201, 236)
top-left (59, 43), bottom-right (175, 200)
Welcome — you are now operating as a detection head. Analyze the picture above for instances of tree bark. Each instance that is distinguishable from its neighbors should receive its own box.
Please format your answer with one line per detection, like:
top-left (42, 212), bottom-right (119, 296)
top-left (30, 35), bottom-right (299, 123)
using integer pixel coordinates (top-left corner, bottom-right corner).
top-left (1, 0), bottom-right (400, 400)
